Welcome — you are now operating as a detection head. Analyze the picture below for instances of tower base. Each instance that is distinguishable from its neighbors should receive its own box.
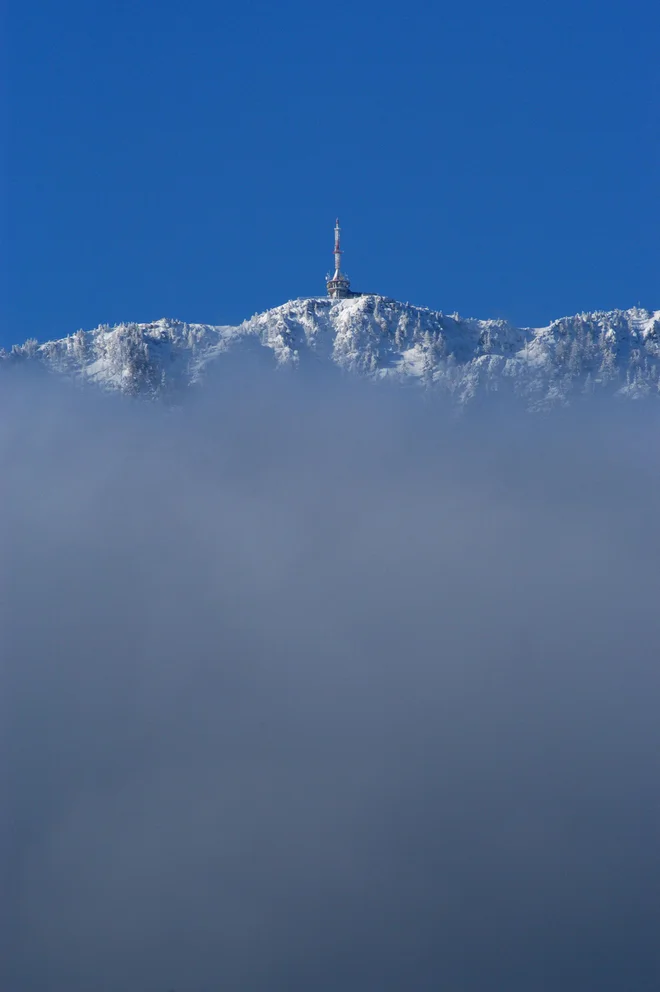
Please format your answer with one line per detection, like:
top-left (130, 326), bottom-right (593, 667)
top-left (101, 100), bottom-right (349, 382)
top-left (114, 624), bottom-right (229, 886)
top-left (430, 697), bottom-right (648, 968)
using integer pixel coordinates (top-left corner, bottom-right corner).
top-left (327, 277), bottom-right (359, 299)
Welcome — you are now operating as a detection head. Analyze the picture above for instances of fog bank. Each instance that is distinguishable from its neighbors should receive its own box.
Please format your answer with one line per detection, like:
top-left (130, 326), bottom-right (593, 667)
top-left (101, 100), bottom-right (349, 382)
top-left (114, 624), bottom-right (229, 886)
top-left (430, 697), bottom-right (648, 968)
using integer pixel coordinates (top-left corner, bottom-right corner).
top-left (2, 372), bottom-right (660, 992)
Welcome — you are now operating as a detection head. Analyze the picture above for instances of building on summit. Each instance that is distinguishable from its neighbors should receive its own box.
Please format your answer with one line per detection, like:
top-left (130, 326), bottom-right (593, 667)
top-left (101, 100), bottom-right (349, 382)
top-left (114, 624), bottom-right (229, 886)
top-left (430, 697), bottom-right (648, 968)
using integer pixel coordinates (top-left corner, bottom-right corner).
top-left (326, 219), bottom-right (363, 299)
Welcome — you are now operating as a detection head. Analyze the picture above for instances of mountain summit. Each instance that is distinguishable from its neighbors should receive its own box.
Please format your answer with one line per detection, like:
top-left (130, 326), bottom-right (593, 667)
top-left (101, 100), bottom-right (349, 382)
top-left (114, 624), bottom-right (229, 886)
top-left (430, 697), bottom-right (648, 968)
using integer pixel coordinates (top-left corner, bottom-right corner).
top-left (4, 296), bottom-right (660, 408)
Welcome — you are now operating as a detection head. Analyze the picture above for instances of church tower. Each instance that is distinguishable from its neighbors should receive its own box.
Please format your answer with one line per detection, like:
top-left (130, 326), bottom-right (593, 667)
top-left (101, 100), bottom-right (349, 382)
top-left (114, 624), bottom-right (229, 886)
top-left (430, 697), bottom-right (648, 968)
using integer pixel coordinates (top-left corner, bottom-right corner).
top-left (326, 219), bottom-right (353, 298)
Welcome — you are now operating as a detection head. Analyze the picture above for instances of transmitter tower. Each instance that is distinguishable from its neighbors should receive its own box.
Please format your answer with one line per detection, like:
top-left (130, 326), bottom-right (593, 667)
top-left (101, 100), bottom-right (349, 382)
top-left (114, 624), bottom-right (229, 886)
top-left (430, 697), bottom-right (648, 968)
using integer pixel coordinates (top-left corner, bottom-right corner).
top-left (326, 219), bottom-right (355, 299)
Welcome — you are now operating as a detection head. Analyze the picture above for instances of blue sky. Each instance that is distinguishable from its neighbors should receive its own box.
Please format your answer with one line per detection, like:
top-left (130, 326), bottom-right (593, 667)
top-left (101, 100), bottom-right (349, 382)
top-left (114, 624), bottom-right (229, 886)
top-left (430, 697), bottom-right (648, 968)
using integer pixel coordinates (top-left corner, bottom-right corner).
top-left (2, 0), bottom-right (659, 346)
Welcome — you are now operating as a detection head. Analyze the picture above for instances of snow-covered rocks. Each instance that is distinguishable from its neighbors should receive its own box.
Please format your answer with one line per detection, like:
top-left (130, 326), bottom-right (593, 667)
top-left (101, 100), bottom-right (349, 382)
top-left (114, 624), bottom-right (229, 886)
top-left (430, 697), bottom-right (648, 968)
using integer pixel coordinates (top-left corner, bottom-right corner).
top-left (4, 296), bottom-right (660, 408)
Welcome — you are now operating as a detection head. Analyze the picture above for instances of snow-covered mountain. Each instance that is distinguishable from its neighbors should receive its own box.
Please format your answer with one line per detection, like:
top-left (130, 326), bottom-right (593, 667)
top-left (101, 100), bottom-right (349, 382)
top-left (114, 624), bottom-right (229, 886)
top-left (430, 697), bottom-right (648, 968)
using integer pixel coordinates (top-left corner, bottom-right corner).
top-left (4, 295), bottom-right (660, 408)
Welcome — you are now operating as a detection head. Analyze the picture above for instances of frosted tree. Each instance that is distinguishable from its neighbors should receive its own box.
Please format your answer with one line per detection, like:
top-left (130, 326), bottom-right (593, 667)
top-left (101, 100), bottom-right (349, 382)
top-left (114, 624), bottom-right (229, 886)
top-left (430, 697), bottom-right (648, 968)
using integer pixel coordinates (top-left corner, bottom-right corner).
top-left (73, 328), bottom-right (88, 364)
top-left (598, 343), bottom-right (618, 386)
top-left (568, 338), bottom-right (582, 379)
top-left (422, 330), bottom-right (438, 387)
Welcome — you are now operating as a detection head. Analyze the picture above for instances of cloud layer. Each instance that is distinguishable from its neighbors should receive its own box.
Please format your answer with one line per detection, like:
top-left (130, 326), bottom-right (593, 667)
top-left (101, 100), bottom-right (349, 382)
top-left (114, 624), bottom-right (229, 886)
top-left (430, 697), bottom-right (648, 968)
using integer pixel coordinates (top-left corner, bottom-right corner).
top-left (2, 371), bottom-right (660, 992)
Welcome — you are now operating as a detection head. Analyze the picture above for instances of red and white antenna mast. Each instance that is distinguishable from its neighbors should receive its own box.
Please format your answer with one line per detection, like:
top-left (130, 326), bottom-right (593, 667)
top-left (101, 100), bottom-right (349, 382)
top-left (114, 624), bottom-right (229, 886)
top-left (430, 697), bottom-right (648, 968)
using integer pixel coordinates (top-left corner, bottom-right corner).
top-left (333, 218), bottom-right (343, 276)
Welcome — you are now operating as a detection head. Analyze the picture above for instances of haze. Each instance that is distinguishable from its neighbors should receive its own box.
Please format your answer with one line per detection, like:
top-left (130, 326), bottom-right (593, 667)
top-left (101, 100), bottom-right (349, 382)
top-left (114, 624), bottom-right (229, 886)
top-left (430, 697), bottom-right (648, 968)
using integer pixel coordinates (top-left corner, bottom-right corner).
top-left (2, 369), bottom-right (660, 991)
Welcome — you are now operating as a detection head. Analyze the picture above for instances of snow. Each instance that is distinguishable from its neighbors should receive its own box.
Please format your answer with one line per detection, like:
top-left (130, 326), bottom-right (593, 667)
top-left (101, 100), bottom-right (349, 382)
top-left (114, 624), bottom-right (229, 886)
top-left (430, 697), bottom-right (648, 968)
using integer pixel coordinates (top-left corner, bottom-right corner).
top-left (4, 296), bottom-right (660, 409)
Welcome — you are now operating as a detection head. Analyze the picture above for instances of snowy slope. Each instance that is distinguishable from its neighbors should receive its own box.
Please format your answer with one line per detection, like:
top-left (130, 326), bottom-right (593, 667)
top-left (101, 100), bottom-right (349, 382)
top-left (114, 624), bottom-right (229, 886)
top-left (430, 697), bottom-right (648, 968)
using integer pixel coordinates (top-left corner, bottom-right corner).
top-left (4, 296), bottom-right (660, 408)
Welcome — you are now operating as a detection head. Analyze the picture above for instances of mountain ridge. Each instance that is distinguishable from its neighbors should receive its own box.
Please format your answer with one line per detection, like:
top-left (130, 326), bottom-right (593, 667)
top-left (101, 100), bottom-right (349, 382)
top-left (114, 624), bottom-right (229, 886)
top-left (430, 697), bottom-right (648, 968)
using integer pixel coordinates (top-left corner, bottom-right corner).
top-left (4, 295), bottom-right (660, 408)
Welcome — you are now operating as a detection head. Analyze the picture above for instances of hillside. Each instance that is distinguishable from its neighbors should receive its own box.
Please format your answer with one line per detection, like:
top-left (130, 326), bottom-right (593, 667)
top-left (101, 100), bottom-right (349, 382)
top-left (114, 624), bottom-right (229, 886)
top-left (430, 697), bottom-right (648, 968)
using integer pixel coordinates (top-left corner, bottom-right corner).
top-left (4, 295), bottom-right (660, 408)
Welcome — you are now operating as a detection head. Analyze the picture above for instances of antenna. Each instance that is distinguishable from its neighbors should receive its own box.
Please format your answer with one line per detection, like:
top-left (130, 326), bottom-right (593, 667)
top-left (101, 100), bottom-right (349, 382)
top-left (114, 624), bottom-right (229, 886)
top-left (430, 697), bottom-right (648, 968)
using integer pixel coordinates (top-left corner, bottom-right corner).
top-left (326, 218), bottom-right (352, 299)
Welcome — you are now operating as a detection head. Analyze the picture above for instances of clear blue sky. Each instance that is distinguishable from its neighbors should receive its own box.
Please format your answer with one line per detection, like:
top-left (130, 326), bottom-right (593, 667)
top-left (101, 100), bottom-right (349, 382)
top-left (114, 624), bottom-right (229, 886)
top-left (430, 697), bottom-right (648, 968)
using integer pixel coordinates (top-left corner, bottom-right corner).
top-left (2, 0), bottom-right (659, 346)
